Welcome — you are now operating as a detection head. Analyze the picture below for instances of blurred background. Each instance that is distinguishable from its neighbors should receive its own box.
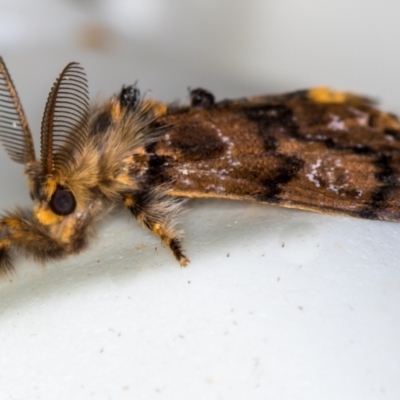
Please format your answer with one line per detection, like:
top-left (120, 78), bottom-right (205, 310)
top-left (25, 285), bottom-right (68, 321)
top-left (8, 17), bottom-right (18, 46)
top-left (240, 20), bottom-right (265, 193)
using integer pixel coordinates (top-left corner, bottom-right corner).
top-left (1, 1), bottom-right (400, 399)
top-left (2, 0), bottom-right (400, 104)
top-left (2, 0), bottom-right (400, 130)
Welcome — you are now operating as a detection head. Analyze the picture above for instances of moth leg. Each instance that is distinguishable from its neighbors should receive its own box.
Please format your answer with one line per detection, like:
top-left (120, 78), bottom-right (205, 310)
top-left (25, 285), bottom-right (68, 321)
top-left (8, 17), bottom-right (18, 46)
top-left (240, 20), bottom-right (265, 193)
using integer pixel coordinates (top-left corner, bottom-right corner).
top-left (0, 216), bottom-right (27, 274)
top-left (0, 210), bottom-right (92, 275)
top-left (123, 191), bottom-right (189, 266)
top-left (0, 215), bottom-right (58, 274)
top-left (0, 236), bottom-right (13, 275)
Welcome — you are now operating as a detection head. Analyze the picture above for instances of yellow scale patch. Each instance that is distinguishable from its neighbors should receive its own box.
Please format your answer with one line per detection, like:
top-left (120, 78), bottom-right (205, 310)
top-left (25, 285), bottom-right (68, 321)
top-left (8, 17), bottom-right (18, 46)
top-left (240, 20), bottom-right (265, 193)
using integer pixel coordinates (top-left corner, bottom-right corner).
top-left (34, 207), bottom-right (63, 226)
top-left (307, 87), bottom-right (349, 104)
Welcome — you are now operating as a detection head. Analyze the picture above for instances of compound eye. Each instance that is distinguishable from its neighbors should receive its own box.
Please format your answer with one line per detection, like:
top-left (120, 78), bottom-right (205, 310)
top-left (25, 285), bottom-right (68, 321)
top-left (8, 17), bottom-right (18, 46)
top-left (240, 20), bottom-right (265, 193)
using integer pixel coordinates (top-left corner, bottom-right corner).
top-left (49, 186), bottom-right (76, 216)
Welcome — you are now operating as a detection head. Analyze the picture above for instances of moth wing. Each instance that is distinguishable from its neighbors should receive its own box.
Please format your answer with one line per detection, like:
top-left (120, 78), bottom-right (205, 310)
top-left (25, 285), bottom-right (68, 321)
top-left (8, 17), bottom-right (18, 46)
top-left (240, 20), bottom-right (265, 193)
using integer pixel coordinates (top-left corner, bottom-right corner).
top-left (214, 88), bottom-right (375, 109)
top-left (154, 93), bottom-right (400, 221)
top-left (0, 57), bottom-right (35, 164)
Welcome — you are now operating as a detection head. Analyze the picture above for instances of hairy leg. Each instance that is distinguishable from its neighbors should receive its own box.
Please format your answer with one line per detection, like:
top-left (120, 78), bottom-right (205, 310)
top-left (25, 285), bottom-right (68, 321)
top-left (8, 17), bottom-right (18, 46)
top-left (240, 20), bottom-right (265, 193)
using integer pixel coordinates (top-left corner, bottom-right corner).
top-left (123, 190), bottom-right (189, 266)
top-left (0, 209), bottom-right (93, 274)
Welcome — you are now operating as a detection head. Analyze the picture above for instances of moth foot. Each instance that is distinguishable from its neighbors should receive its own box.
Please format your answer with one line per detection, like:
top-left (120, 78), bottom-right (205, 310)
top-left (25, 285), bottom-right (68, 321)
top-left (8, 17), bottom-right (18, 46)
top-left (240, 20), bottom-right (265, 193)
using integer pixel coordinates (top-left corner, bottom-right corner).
top-left (169, 237), bottom-right (189, 267)
top-left (178, 255), bottom-right (190, 267)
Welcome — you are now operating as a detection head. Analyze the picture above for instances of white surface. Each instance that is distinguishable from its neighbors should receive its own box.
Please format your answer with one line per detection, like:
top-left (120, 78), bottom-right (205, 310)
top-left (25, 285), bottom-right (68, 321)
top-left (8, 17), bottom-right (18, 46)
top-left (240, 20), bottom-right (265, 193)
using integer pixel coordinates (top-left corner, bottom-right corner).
top-left (0, 1), bottom-right (400, 399)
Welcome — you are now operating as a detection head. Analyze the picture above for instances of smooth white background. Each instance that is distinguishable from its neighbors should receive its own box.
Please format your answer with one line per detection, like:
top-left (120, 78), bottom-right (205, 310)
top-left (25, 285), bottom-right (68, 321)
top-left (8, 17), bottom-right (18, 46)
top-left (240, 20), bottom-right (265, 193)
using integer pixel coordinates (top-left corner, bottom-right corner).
top-left (0, 1), bottom-right (400, 399)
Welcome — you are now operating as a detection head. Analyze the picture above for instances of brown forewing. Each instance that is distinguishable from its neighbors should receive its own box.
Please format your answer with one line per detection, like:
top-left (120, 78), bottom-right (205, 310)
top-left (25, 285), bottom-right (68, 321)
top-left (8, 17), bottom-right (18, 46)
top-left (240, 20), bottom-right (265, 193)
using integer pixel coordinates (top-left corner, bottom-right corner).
top-left (143, 91), bottom-right (400, 221)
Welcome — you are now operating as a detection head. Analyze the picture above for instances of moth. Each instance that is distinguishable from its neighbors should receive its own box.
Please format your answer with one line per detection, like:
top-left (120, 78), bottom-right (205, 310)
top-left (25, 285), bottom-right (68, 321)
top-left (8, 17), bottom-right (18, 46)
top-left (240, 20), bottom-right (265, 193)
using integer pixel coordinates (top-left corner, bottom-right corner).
top-left (1, 57), bottom-right (400, 274)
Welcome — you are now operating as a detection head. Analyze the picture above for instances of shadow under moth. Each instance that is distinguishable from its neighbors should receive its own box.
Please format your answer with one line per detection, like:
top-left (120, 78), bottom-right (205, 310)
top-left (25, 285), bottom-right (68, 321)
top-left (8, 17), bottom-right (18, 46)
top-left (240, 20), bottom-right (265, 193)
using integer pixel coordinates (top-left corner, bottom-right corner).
top-left (1, 57), bottom-right (400, 274)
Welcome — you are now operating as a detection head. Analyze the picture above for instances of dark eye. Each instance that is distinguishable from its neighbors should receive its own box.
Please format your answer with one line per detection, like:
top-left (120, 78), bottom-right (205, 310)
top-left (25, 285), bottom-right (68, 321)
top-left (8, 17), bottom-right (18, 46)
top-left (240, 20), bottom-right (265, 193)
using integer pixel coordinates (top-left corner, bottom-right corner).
top-left (49, 186), bottom-right (76, 216)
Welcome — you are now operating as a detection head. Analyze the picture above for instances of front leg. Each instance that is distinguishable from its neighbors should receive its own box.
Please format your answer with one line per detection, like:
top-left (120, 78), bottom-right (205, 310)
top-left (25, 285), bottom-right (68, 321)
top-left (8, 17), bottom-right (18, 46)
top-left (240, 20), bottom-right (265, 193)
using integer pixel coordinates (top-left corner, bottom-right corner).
top-left (0, 234), bottom-right (13, 275)
top-left (0, 213), bottom-right (63, 275)
top-left (0, 209), bottom-right (92, 275)
top-left (123, 190), bottom-right (189, 266)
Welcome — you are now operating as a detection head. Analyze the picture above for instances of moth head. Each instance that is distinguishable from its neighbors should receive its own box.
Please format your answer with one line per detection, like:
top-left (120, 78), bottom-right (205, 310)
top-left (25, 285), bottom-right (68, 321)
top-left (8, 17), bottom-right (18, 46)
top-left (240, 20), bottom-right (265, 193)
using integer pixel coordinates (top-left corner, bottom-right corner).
top-left (0, 58), bottom-right (89, 226)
